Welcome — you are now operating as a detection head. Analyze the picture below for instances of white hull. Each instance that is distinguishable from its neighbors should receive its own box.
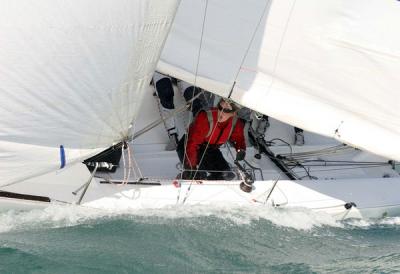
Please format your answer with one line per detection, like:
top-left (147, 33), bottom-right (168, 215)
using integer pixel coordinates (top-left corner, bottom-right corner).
top-left (83, 177), bottom-right (400, 220)
top-left (2, 161), bottom-right (400, 221)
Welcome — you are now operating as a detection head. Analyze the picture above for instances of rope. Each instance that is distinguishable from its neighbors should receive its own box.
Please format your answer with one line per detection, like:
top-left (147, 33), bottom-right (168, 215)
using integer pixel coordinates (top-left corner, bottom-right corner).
top-left (121, 144), bottom-right (126, 184)
top-left (177, 0), bottom-right (210, 203)
top-left (181, 0), bottom-right (271, 184)
top-left (278, 144), bottom-right (349, 157)
top-left (180, 0), bottom-right (296, 197)
top-left (290, 160), bottom-right (391, 167)
top-left (124, 144), bottom-right (132, 185)
top-left (279, 145), bottom-right (353, 160)
top-left (191, 112), bottom-right (223, 177)
top-left (292, 164), bottom-right (393, 175)
top-left (181, 112), bottom-right (221, 204)
top-left (130, 92), bottom-right (203, 142)
top-left (268, 138), bottom-right (293, 155)
top-left (181, 0), bottom-right (209, 179)
top-left (130, 148), bottom-right (143, 179)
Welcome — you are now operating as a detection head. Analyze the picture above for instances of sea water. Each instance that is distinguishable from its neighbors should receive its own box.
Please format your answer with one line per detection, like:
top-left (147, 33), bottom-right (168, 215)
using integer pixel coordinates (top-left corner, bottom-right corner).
top-left (1, 205), bottom-right (400, 274)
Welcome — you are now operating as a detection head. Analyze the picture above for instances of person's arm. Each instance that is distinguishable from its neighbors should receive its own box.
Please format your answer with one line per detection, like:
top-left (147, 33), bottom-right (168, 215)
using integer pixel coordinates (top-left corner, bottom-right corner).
top-left (184, 111), bottom-right (209, 169)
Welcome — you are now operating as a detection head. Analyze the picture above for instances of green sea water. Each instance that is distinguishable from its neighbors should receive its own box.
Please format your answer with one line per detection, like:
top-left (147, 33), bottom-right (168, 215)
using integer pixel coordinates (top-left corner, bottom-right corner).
top-left (1, 205), bottom-right (400, 273)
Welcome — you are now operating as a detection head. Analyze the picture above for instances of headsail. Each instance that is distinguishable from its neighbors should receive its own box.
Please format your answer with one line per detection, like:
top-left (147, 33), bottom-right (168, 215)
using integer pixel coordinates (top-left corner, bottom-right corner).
top-left (158, 0), bottom-right (400, 161)
top-left (0, 0), bottom-right (179, 185)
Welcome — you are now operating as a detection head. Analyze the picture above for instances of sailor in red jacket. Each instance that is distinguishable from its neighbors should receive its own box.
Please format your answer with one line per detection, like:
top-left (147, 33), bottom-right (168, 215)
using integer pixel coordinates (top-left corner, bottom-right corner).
top-left (177, 98), bottom-right (246, 180)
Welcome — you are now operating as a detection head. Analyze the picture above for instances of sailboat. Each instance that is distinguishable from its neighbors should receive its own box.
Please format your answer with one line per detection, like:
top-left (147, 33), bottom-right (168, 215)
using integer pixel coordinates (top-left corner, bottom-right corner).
top-left (1, 0), bottom-right (399, 220)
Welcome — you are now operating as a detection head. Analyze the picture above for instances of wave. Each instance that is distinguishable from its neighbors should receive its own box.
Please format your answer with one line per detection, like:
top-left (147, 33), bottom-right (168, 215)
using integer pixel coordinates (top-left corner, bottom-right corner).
top-left (1, 204), bottom-right (400, 234)
top-left (343, 216), bottom-right (400, 229)
top-left (0, 204), bottom-right (337, 233)
top-left (0, 206), bottom-right (105, 233)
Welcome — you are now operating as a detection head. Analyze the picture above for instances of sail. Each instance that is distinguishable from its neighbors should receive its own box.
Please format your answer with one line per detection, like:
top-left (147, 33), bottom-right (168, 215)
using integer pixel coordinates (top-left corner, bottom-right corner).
top-left (0, 0), bottom-right (179, 185)
top-left (158, 0), bottom-right (400, 161)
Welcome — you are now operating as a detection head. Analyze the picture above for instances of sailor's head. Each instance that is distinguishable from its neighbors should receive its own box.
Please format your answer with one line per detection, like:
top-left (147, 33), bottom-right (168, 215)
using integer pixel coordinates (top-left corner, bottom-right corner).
top-left (217, 98), bottom-right (240, 122)
top-left (217, 98), bottom-right (239, 114)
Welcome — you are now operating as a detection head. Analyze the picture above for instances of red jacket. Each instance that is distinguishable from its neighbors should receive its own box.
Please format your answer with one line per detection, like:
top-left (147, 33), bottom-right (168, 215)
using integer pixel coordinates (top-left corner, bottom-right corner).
top-left (185, 108), bottom-right (246, 168)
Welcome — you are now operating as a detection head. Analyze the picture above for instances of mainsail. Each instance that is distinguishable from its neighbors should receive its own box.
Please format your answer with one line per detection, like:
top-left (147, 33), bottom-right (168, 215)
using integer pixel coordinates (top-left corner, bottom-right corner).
top-left (0, 0), bottom-right (179, 185)
top-left (158, 0), bottom-right (400, 161)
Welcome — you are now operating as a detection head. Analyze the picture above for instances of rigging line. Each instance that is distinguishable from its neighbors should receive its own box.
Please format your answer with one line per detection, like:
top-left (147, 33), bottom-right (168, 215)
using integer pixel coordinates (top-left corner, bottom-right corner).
top-left (292, 160), bottom-right (390, 166)
top-left (191, 114), bottom-right (242, 185)
top-left (292, 163), bottom-right (390, 168)
top-left (191, 0), bottom-right (209, 90)
top-left (181, 111), bottom-right (221, 204)
top-left (131, 98), bottom-right (190, 141)
top-left (124, 144), bottom-right (132, 185)
top-left (184, 161), bottom-right (392, 181)
top-left (85, 90), bottom-right (206, 165)
top-left (285, 151), bottom-right (351, 161)
top-left (225, 142), bottom-right (236, 163)
top-left (282, 157), bottom-right (391, 166)
top-left (193, 111), bottom-right (234, 178)
top-left (277, 144), bottom-right (350, 157)
top-left (297, 164), bottom-right (317, 180)
top-left (130, 148), bottom-right (143, 179)
top-left (284, 159), bottom-right (390, 177)
top-left (121, 144), bottom-right (127, 185)
top-left (127, 97), bottom-right (140, 141)
top-left (228, 0), bottom-right (272, 99)
top-left (124, 77), bottom-right (152, 150)
top-left (268, 138), bottom-right (293, 155)
top-left (271, 148), bottom-right (354, 162)
top-left (282, 151), bottom-right (351, 160)
top-left (181, 0), bottom-right (209, 180)
top-left (291, 164), bottom-right (392, 174)
top-left (131, 89), bottom-right (207, 143)
top-left (256, 146), bottom-right (393, 179)
top-left (280, 148), bottom-right (354, 160)
top-left (181, 112), bottom-right (236, 204)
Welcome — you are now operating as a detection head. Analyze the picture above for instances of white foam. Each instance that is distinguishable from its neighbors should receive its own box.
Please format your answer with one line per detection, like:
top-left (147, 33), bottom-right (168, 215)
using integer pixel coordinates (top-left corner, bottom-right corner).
top-left (378, 216), bottom-right (400, 226)
top-left (344, 216), bottom-right (400, 228)
top-left (0, 204), bottom-right (343, 233)
top-left (344, 218), bottom-right (372, 228)
top-left (134, 204), bottom-right (342, 230)
top-left (0, 205), bottom-right (107, 233)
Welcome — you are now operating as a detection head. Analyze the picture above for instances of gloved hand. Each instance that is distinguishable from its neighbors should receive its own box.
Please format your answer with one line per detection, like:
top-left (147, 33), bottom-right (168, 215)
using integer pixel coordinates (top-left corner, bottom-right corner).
top-left (236, 149), bottom-right (246, 161)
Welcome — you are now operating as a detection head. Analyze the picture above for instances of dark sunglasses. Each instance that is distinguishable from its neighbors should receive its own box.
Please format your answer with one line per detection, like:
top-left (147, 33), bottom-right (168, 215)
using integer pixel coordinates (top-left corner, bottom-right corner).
top-left (218, 104), bottom-right (235, 113)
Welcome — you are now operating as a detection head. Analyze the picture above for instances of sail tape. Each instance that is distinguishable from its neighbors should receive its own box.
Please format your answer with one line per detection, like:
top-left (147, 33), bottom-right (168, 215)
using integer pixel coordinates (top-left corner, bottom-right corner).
top-left (60, 145), bottom-right (66, 169)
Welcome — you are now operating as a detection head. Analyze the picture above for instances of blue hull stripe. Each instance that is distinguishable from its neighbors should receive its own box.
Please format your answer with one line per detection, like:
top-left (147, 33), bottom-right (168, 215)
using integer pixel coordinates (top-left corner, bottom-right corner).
top-left (60, 145), bottom-right (66, 169)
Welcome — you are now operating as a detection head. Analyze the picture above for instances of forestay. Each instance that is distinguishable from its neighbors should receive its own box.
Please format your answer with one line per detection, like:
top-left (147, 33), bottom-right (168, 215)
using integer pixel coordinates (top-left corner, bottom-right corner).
top-left (158, 0), bottom-right (400, 161)
top-left (0, 0), bottom-right (179, 185)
